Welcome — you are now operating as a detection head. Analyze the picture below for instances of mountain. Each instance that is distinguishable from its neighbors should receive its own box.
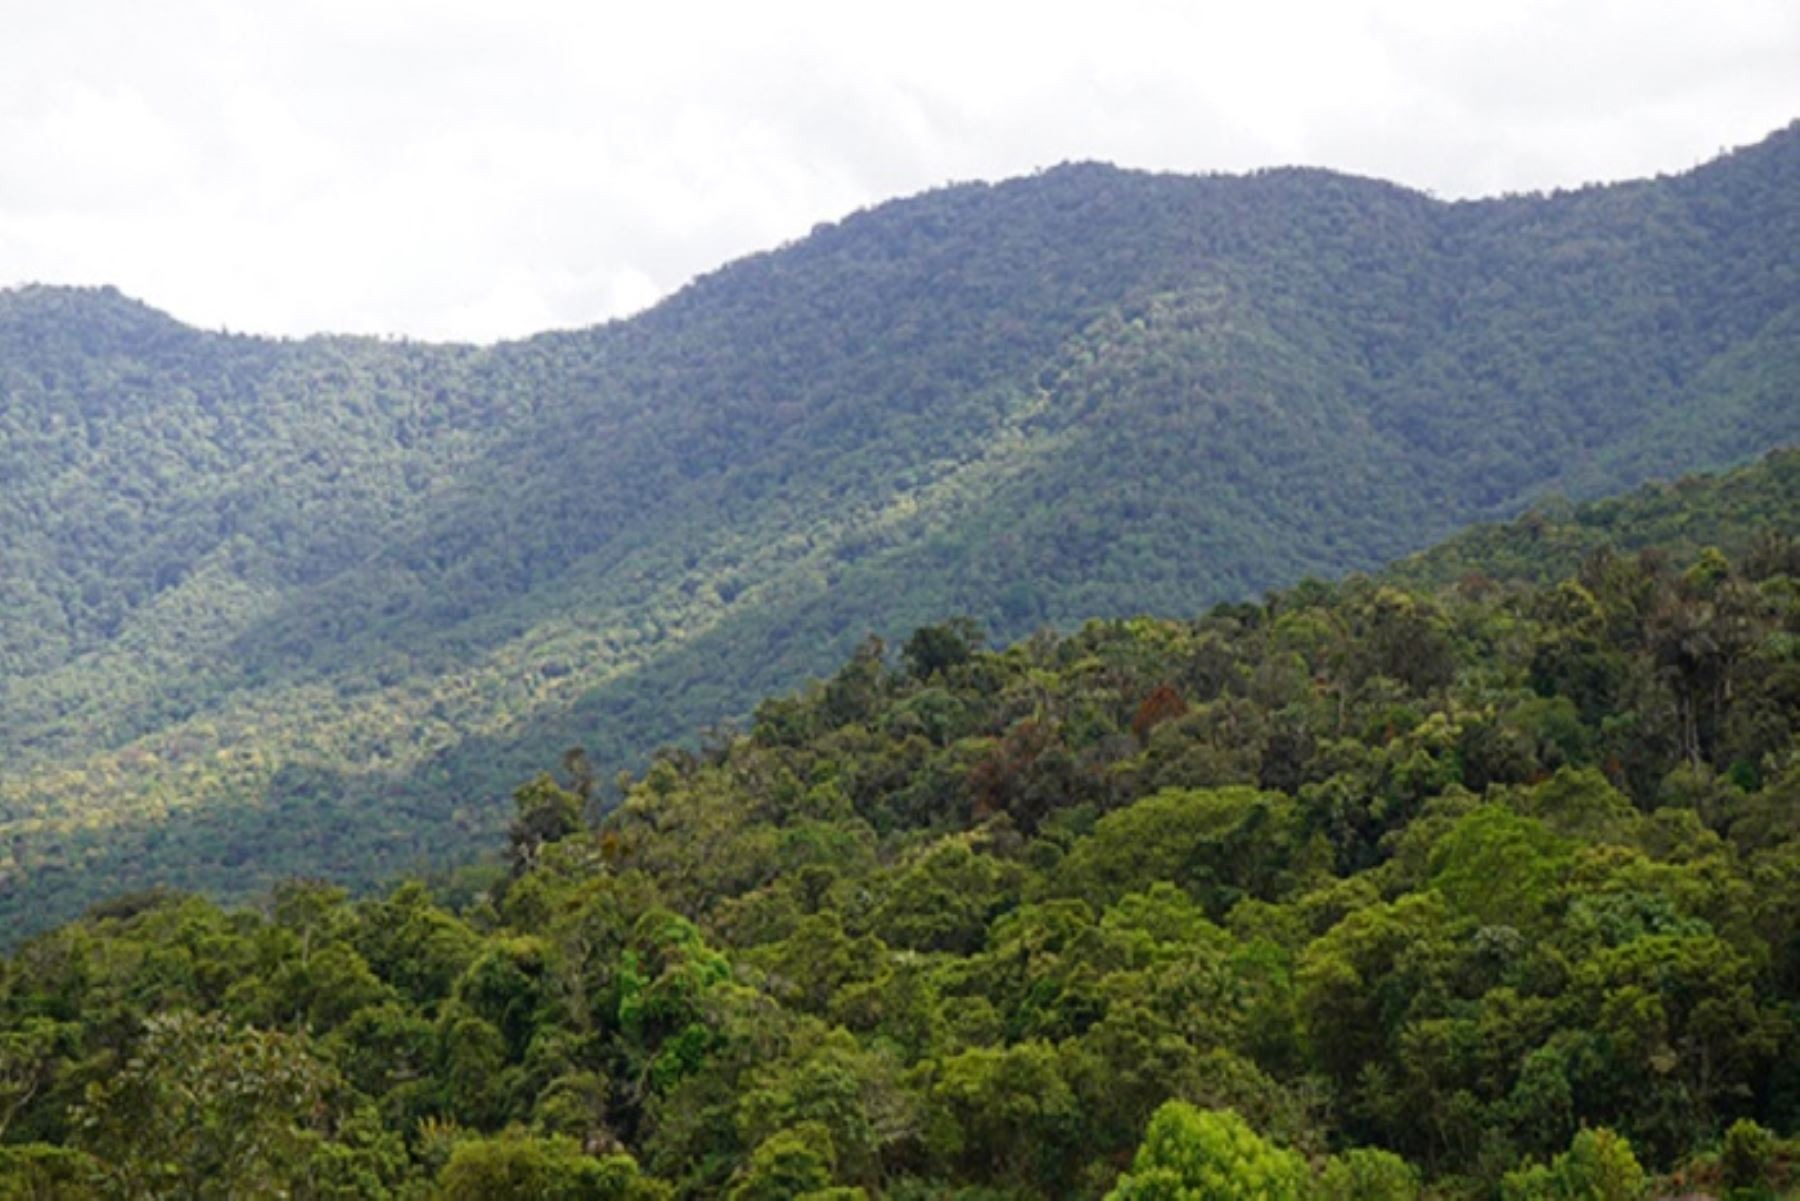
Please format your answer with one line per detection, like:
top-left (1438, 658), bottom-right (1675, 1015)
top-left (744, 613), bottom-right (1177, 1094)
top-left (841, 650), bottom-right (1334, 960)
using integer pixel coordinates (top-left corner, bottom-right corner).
top-left (3, 122), bottom-right (1800, 936)
top-left (2, 468), bottom-right (1797, 1197)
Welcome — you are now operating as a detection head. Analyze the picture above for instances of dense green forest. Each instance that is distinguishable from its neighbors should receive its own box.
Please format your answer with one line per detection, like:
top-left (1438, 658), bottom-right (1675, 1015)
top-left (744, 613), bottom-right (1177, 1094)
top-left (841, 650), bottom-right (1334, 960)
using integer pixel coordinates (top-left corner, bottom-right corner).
top-left (1392, 448), bottom-right (1800, 589)
top-left (4, 123), bottom-right (1800, 937)
top-left (2, 453), bottom-right (1798, 1197)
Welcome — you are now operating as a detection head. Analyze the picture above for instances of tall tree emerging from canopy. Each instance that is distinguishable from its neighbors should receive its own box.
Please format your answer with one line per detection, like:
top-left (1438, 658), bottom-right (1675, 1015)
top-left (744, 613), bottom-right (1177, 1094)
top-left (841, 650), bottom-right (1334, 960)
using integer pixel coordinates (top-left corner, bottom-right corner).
top-left (1106, 1102), bottom-right (1311, 1201)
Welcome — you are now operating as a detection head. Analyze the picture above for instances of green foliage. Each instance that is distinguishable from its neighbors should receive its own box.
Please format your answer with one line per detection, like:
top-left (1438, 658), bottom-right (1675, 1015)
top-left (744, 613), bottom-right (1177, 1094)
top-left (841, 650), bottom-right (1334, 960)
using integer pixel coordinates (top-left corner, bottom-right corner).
top-left (0, 470), bottom-right (1796, 1196)
top-left (509, 775), bottom-right (586, 876)
top-left (0, 1144), bottom-right (102, 1200)
top-left (437, 1130), bottom-right (666, 1201)
top-left (1105, 1101), bottom-right (1310, 1200)
top-left (926, 1041), bottom-right (1081, 1187)
top-left (1054, 787), bottom-right (1295, 915)
top-left (71, 1010), bottom-right (397, 1199)
top-left (1395, 448), bottom-right (1800, 591)
top-left (0, 1020), bottom-right (72, 1141)
top-left (1318, 1147), bottom-right (1421, 1201)
top-left (1720, 1117), bottom-right (1775, 1192)
top-left (902, 619), bottom-right (985, 682)
top-left (1500, 1127), bottom-right (1647, 1201)
top-left (5, 126), bottom-right (1800, 938)
top-left (1428, 805), bottom-right (1569, 928)
top-left (727, 1122), bottom-right (839, 1201)
top-left (868, 837), bottom-right (1023, 955)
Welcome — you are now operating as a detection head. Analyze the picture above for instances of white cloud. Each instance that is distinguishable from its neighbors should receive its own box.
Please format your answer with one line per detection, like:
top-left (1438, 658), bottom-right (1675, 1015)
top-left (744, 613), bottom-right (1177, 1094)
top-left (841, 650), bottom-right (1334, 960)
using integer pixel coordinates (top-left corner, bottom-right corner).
top-left (0, 0), bottom-right (1795, 341)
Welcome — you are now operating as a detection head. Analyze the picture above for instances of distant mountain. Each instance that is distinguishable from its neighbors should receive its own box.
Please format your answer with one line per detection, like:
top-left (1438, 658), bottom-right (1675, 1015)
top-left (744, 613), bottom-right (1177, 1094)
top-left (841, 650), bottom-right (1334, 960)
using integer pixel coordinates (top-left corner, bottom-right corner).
top-left (3, 121), bottom-right (1799, 934)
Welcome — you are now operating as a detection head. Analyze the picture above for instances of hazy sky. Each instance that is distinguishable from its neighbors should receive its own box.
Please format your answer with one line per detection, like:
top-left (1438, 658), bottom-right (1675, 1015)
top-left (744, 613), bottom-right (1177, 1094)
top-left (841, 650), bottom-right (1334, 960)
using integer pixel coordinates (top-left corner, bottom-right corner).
top-left (2, 0), bottom-right (1796, 342)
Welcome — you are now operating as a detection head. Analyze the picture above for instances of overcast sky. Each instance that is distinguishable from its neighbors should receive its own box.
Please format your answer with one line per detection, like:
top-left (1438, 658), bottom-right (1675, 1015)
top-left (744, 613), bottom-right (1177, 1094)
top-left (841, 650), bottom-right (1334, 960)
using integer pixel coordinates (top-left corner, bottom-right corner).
top-left (2, 0), bottom-right (1796, 343)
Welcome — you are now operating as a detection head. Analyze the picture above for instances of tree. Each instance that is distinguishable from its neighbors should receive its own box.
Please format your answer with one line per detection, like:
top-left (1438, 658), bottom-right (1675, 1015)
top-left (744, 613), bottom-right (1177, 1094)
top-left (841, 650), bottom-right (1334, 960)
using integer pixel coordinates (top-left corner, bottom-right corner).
top-left (1053, 787), bottom-right (1294, 915)
top-left (902, 619), bottom-right (983, 681)
top-left (727, 1123), bottom-right (839, 1201)
top-left (0, 1143), bottom-right (103, 1199)
top-left (1296, 894), bottom-right (1454, 1090)
top-left (1499, 1127), bottom-right (1646, 1201)
top-left (928, 1042), bottom-right (1079, 1189)
top-left (1427, 804), bottom-right (1569, 930)
top-left (1719, 1117), bottom-right (1774, 1193)
top-left (1318, 1147), bottom-right (1421, 1201)
top-left (72, 1011), bottom-right (395, 1199)
top-left (0, 1019), bottom-right (70, 1140)
top-left (438, 1129), bottom-right (668, 1200)
top-left (509, 774), bottom-right (585, 876)
top-left (1106, 1101), bottom-right (1310, 1200)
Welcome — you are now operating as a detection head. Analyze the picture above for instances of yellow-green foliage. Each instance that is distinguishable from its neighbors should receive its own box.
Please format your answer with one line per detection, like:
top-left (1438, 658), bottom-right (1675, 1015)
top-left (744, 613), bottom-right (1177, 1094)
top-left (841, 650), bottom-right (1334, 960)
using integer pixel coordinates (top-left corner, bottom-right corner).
top-left (1106, 1102), bottom-right (1310, 1200)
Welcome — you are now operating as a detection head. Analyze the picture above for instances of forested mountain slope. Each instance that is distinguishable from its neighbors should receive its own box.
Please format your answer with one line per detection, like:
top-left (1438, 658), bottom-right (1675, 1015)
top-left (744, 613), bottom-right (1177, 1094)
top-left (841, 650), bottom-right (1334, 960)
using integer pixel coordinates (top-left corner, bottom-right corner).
top-left (1390, 446), bottom-right (1800, 588)
top-left (1, 473), bottom-right (1797, 1198)
top-left (3, 122), bottom-right (1800, 935)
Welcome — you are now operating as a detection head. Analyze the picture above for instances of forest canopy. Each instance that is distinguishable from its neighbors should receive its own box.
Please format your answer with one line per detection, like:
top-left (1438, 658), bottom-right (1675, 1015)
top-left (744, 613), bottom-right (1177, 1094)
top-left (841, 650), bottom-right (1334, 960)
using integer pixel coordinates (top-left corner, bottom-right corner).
top-left (2, 465), bottom-right (1797, 1197)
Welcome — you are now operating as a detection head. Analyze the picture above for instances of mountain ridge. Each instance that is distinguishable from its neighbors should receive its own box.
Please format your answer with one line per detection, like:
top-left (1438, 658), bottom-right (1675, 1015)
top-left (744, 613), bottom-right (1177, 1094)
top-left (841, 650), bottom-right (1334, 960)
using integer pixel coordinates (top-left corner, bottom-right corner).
top-left (11, 114), bottom-right (1797, 345)
top-left (2, 122), bottom-right (1798, 935)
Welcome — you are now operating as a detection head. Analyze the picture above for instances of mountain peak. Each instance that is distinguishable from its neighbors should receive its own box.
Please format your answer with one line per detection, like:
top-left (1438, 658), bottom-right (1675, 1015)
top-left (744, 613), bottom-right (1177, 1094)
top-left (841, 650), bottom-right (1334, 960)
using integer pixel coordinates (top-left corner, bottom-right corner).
top-left (1, 281), bottom-right (156, 315)
top-left (0, 283), bottom-right (202, 356)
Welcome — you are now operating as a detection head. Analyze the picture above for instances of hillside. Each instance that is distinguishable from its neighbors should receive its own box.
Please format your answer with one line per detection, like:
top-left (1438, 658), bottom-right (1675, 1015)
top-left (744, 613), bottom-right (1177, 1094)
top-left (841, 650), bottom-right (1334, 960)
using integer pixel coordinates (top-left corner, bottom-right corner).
top-left (3, 122), bottom-right (1800, 934)
top-left (1389, 446), bottom-right (1800, 588)
top-left (1, 481), bottom-right (1797, 1197)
